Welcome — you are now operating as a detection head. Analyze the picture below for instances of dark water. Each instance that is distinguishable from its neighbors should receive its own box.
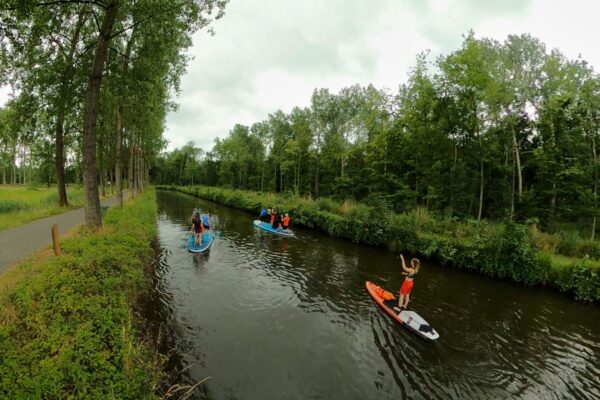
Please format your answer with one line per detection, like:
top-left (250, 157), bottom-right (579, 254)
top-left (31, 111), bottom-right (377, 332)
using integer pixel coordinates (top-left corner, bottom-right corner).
top-left (146, 190), bottom-right (600, 400)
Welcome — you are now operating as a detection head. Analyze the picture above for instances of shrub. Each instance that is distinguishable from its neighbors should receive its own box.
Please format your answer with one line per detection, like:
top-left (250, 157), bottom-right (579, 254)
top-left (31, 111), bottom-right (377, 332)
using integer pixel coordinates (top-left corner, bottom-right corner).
top-left (0, 200), bottom-right (27, 214)
top-left (557, 230), bottom-right (583, 257)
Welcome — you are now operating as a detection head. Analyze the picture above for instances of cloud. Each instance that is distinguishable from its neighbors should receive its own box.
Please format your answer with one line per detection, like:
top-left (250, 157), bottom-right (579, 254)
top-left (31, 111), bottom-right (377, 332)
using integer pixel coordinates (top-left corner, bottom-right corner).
top-left (0, 85), bottom-right (12, 107)
top-left (165, 0), bottom-right (542, 152)
top-left (2, 0), bottom-right (599, 154)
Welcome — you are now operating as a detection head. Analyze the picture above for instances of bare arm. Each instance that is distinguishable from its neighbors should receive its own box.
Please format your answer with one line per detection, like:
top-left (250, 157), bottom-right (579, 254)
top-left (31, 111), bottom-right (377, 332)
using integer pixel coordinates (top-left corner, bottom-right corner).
top-left (400, 254), bottom-right (414, 274)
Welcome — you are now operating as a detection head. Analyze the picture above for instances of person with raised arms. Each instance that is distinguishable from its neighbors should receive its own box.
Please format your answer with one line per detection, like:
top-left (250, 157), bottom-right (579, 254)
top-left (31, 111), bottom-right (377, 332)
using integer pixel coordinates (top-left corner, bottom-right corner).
top-left (395, 254), bottom-right (420, 311)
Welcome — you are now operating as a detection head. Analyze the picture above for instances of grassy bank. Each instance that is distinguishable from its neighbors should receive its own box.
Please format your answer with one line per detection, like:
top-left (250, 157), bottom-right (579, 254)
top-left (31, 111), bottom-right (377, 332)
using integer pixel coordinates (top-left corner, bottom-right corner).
top-left (0, 185), bottom-right (85, 231)
top-left (0, 189), bottom-right (162, 398)
top-left (159, 185), bottom-right (599, 302)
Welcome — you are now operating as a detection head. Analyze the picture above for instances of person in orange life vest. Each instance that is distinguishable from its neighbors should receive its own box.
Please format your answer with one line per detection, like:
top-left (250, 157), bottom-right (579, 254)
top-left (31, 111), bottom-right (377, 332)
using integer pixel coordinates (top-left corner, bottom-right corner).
top-left (270, 207), bottom-right (277, 224)
top-left (395, 254), bottom-right (420, 311)
top-left (282, 213), bottom-right (290, 230)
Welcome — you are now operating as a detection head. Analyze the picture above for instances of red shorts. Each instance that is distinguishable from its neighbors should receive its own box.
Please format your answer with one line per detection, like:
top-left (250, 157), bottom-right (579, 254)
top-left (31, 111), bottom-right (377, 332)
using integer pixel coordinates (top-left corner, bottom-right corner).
top-left (400, 279), bottom-right (414, 295)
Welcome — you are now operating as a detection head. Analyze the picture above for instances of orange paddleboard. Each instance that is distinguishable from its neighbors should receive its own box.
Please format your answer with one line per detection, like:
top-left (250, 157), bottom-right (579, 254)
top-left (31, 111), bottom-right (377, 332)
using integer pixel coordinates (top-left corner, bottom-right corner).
top-left (365, 281), bottom-right (439, 341)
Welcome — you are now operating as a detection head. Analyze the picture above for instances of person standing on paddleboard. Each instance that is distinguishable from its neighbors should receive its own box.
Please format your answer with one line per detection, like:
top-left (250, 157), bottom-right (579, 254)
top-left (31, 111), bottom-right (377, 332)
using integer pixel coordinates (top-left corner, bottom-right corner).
top-left (201, 211), bottom-right (211, 231)
top-left (259, 207), bottom-right (267, 222)
top-left (189, 209), bottom-right (204, 246)
top-left (396, 254), bottom-right (420, 311)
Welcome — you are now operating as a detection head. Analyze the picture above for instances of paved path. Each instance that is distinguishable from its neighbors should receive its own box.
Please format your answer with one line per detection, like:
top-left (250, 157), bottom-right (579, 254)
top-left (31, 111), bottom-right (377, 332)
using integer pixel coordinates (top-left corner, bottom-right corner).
top-left (0, 194), bottom-right (125, 273)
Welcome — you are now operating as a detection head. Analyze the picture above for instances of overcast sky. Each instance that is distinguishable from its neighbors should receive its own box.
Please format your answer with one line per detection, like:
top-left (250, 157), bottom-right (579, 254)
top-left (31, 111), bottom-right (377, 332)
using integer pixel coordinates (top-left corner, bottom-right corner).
top-left (1, 0), bottom-right (599, 151)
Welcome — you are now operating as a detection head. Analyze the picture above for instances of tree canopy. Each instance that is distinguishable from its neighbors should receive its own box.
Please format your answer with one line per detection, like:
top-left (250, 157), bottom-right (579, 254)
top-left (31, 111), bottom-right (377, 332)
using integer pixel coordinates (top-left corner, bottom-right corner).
top-left (155, 33), bottom-right (600, 236)
top-left (0, 0), bottom-right (226, 227)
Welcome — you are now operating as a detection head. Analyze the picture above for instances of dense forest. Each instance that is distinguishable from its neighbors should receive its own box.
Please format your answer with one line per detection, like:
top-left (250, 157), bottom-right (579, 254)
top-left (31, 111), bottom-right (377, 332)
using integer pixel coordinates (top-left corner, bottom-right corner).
top-left (155, 33), bottom-right (600, 236)
top-left (0, 0), bottom-right (225, 228)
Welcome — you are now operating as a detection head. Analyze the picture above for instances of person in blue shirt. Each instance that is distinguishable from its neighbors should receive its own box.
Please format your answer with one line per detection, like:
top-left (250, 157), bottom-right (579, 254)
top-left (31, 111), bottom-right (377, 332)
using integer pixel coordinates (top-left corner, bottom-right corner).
top-left (259, 207), bottom-right (267, 222)
top-left (201, 212), bottom-right (211, 231)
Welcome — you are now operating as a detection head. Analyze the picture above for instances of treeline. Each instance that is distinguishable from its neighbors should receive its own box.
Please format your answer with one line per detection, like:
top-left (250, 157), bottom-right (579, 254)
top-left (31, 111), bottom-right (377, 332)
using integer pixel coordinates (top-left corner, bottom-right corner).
top-left (0, 0), bottom-right (225, 228)
top-left (155, 33), bottom-right (600, 236)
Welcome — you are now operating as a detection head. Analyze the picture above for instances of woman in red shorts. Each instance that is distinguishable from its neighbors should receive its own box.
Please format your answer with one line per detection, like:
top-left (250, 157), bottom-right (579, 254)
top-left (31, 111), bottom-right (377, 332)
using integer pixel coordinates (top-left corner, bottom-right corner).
top-left (396, 254), bottom-right (420, 311)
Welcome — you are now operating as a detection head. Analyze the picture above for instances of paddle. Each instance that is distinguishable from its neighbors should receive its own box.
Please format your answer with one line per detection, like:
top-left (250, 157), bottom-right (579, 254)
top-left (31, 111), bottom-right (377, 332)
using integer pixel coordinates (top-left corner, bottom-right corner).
top-left (179, 232), bottom-right (191, 248)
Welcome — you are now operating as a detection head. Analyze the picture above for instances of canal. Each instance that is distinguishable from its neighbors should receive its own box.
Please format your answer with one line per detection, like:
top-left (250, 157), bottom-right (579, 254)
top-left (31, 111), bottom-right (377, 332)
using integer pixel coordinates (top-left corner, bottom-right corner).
top-left (144, 190), bottom-right (600, 399)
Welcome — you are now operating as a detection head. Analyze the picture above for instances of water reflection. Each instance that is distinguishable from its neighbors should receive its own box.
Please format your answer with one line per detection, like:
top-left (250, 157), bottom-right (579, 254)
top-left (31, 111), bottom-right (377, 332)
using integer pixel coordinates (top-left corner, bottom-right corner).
top-left (147, 190), bottom-right (600, 400)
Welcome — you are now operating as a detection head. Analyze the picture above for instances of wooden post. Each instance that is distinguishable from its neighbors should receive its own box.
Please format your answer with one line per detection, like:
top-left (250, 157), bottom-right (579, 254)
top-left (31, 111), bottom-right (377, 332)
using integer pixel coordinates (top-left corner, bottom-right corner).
top-left (51, 224), bottom-right (61, 256)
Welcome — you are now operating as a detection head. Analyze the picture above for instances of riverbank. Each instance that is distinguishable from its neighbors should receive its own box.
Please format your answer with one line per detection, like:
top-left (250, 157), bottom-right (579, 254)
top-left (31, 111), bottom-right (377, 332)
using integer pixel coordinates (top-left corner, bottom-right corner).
top-left (0, 185), bottom-right (85, 231)
top-left (158, 185), bottom-right (599, 302)
top-left (0, 189), bottom-right (163, 398)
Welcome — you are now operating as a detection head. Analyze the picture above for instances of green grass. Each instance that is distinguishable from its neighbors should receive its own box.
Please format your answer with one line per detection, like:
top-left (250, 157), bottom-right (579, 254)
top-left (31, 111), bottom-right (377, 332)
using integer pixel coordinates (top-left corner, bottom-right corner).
top-left (160, 184), bottom-right (600, 301)
top-left (0, 185), bottom-right (86, 231)
top-left (0, 189), bottom-right (162, 398)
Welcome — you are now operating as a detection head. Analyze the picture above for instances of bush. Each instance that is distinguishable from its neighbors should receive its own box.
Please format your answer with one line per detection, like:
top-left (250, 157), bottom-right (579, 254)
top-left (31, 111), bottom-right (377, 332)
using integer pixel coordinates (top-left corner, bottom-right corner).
top-left (549, 259), bottom-right (600, 301)
top-left (557, 230), bottom-right (583, 257)
top-left (577, 240), bottom-right (600, 260)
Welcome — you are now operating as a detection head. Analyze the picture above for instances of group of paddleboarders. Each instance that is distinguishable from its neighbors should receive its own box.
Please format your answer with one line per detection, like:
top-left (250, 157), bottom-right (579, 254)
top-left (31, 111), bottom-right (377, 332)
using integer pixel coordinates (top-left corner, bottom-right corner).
top-left (188, 208), bottom-right (211, 245)
top-left (258, 207), bottom-right (291, 232)
top-left (189, 206), bottom-right (419, 312)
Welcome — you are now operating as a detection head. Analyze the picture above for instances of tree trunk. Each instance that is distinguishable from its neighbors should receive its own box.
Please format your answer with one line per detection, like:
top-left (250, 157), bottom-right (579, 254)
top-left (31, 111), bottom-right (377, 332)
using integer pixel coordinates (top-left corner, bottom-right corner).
top-left (10, 145), bottom-right (16, 185)
top-left (20, 147), bottom-right (25, 184)
top-left (138, 149), bottom-right (145, 192)
top-left (55, 117), bottom-right (69, 205)
top-left (133, 144), bottom-right (140, 195)
top-left (55, 12), bottom-right (85, 207)
top-left (474, 100), bottom-right (484, 221)
top-left (128, 133), bottom-right (135, 197)
top-left (592, 134), bottom-right (598, 240)
top-left (99, 128), bottom-right (105, 198)
top-left (109, 167), bottom-right (114, 194)
top-left (314, 130), bottom-right (321, 198)
top-left (114, 30), bottom-right (134, 206)
top-left (510, 155), bottom-right (515, 219)
top-left (82, 0), bottom-right (120, 230)
top-left (511, 123), bottom-right (523, 201)
top-left (115, 105), bottom-right (123, 206)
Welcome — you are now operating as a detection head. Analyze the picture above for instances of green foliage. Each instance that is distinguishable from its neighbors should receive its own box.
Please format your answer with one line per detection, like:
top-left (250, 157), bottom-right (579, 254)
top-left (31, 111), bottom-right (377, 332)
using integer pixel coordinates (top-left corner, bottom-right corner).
top-left (161, 185), bottom-right (600, 302)
top-left (547, 257), bottom-right (600, 301)
top-left (0, 190), bottom-right (162, 398)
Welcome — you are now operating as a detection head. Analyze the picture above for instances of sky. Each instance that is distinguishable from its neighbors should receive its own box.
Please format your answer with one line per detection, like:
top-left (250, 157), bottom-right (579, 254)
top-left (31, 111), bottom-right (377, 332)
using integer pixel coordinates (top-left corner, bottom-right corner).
top-left (1, 0), bottom-right (599, 152)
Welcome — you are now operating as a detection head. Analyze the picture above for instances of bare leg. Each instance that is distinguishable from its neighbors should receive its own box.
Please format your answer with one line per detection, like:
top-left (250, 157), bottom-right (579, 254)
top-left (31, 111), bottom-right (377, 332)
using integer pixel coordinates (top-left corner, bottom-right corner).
top-left (402, 294), bottom-right (410, 309)
top-left (395, 294), bottom-right (405, 312)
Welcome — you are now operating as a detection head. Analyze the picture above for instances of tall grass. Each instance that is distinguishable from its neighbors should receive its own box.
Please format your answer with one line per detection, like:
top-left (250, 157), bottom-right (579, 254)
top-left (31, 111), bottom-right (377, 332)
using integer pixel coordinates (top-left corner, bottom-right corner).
top-left (0, 185), bottom-right (85, 231)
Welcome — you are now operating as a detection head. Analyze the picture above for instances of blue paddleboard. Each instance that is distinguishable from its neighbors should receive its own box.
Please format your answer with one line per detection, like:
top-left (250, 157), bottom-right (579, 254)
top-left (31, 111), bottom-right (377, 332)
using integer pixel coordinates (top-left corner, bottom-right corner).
top-left (188, 232), bottom-right (215, 253)
top-left (253, 220), bottom-right (295, 237)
